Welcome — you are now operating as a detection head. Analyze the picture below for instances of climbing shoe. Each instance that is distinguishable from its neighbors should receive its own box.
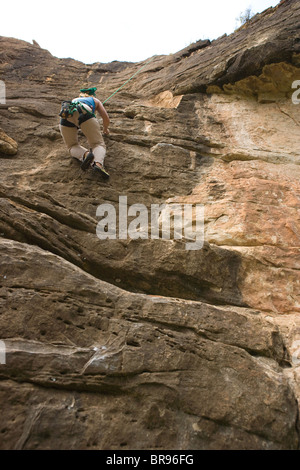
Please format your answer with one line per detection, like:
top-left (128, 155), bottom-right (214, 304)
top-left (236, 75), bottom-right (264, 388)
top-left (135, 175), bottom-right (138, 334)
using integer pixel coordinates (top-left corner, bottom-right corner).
top-left (80, 150), bottom-right (94, 170)
top-left (92, 162), bottom-right (110, 179)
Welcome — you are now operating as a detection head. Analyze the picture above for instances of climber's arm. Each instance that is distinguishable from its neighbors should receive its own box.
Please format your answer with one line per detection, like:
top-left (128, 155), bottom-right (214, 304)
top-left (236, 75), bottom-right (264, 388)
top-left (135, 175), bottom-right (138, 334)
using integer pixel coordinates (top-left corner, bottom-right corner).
top-left (94, 99), bottom-right (110, 134)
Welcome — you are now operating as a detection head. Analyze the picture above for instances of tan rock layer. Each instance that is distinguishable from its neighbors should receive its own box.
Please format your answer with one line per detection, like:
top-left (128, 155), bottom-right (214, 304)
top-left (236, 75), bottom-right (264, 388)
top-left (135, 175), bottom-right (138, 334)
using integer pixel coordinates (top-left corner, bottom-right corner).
top-left (0, 240), bottom-right (298, 450)
top-left (0, 127), bottom-right (18, 155)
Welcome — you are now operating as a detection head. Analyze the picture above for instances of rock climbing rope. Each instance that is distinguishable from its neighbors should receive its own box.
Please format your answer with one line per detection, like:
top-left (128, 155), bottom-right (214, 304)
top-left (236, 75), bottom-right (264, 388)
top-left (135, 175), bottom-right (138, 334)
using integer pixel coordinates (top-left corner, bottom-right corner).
top-left (102, 56), bottom-right (156, 104)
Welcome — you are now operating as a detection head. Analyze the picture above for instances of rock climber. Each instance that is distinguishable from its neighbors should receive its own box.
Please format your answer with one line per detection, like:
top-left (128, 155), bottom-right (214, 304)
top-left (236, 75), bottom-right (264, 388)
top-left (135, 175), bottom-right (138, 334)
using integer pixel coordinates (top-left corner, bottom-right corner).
top-left (59, 86), bottom-right (110, 178)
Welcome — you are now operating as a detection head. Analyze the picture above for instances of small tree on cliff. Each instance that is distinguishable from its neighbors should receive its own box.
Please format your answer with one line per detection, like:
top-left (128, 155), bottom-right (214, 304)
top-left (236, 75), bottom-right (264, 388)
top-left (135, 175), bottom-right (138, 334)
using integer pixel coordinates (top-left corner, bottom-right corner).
top-left (236, 6), bottom-right (255, 27)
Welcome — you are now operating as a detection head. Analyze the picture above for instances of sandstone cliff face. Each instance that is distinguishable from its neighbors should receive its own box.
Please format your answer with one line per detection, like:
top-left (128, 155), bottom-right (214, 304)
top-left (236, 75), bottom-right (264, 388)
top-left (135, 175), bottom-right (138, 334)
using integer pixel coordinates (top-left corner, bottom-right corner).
top-left (0, 0), bottom-right (300, 450)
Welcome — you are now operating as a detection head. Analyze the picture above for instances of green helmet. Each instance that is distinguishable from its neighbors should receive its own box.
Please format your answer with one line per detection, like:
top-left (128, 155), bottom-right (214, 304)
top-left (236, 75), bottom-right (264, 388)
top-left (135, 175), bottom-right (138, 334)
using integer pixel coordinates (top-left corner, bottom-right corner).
top-left (80, 87), bottom-right (97, 96)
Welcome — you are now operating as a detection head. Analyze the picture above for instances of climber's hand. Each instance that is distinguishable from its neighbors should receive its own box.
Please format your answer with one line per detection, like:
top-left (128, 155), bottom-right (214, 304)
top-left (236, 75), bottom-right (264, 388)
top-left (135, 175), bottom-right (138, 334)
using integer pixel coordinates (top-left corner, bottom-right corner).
top-left (103, 128), bottom-right (110, 135)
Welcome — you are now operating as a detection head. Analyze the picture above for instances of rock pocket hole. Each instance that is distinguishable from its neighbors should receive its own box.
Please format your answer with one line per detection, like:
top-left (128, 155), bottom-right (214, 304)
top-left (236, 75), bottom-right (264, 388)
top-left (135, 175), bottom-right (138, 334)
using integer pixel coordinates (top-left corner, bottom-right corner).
top-left (126, 339), bottom-right (141, 347)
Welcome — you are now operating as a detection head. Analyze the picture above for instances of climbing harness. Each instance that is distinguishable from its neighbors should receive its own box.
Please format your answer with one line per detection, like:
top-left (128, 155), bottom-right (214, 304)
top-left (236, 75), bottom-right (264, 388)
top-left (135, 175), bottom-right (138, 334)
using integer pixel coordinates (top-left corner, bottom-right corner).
top-left (59, 100), bottom-right (75, 119)
top-left (102, 56), bottom-right (156, 104)
top-left (59, 99), bottom-right (95, 126)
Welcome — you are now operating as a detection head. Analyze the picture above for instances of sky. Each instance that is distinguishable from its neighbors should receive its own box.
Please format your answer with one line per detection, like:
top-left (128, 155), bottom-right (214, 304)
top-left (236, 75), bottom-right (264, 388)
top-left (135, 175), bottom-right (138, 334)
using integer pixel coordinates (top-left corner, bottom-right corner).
top-left (1, 0), bottom-right (280, 64)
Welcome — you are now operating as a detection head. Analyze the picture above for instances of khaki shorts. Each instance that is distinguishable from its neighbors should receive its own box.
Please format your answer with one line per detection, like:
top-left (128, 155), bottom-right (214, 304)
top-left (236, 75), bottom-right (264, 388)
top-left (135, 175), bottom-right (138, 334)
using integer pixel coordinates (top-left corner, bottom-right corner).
top-left (59, 112), bottom-right (106, 164)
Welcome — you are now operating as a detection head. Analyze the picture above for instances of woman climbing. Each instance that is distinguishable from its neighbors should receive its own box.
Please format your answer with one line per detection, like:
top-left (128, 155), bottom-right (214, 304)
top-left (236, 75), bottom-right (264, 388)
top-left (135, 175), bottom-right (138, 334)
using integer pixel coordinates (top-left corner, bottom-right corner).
top-left (59, 86), bottom-right (110, 178)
